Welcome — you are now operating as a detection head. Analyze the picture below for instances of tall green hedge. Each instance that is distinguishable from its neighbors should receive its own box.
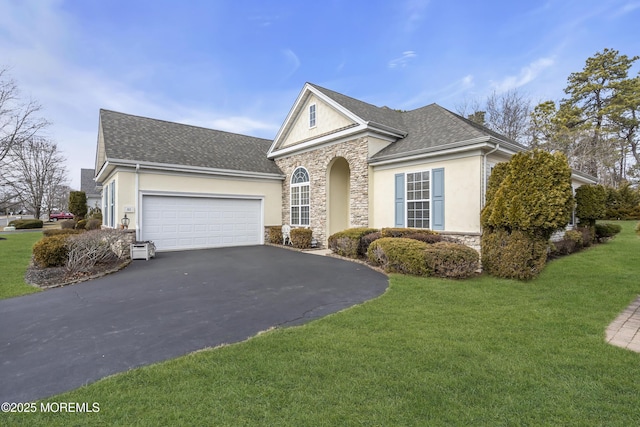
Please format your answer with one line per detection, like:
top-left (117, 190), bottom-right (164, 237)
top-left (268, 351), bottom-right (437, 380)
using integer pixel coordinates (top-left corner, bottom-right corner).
top-left (69, 191), bottom-right (88, 219)
top-left (481, 150), bottom-right (574, 280)
top-left (575, 184), bottom-right (606, 227)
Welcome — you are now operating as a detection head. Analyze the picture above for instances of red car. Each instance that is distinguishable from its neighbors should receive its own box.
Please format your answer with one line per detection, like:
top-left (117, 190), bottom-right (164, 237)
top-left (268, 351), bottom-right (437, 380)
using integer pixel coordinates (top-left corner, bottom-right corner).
top-left (49, 212), bottom-right (74, 221)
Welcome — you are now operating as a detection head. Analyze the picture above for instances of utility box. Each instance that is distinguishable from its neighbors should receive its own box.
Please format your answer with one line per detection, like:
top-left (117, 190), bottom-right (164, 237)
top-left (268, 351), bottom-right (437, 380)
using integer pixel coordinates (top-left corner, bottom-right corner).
top-left (130, 241), bottom-right (156, 260)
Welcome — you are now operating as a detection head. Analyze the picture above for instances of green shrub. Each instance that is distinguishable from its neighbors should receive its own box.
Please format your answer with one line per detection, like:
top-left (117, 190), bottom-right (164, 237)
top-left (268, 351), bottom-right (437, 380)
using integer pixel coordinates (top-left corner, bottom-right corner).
top-left (551, 229), bottom-right (583, 256)
top-left (328, 228), bottom-right (379, 258)
top-left (43, 229), bottom-right (84, 238)
top-left (404, 232), bottom-right (443, 244)
top-left (423, 242), bottom-right (479, 279)
top-left (575, 184), bottom-right (606, 227)
top-left (88, 206), bottom-right (102, 222)
top-left (290, 228), bottom-right (312, 249)
top-left (576, 226), bottom-right (594, 247)
top-left (60, 219), bottom-right (76, 229)
top-left (68, 191), bottom-right (88, 219)
top-left (481, 150), bottom-right (573, 240)
top-left (481, 229), bottom-right (548, 281)
top-left (361, 231), bottom-right (382, 255)
top-left (367, 237), bottom-right (429, 276)
top-left (594, 223), bottom-right (622, 240)
top-left (32, 235), bottom-right (70, 268)
top-left (380, 228), bottom-right (438, 238)
top-left (8, 219), bottom-right (43, 229)
top-left (75, 219), bottom-right (88, 230)
top-left (86, 219), bottom-right (102, 230)
top-left (266, 226), bottom-right (283, 244)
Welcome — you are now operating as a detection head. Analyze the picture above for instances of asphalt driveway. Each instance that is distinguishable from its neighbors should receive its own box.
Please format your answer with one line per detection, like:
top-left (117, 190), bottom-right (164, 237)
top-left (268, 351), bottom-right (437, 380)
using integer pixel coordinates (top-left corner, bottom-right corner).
top-left (0, 245), bottom-right (387, 403)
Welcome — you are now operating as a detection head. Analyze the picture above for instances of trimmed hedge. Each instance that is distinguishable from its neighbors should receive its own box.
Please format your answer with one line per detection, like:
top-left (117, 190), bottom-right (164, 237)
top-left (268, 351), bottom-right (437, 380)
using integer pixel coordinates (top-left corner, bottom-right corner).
top-left (266, 226), bottom-right (283, 244)
top-left (43, 229), bottom-right (84, 238)
top-left (595, 223), bottom-right (622, 240)
top-left (60, 219), bottom-right (76, 230)
top-left (403, 232), bottom-right (443, 244)
top-left (380, 228), bottom-right (439, 238)
top-left (76, 219), bottom-right (88, 230)
top-left (575, 184), bottom-right (606, 227)
top-left (367, 237), bottom-right (430, 276)
top-left (290, 228), bottom-right (312, 249)
top-left (328, 227), bottom-right (379, 258)
top-left (32, 235), bottom-right (70, 268)
top-left (8, 219), bottom-right (43, 229)
top-left (481, 229), bottom-right (548, 281)
top-left (423, 242), bottom-right (479, 279)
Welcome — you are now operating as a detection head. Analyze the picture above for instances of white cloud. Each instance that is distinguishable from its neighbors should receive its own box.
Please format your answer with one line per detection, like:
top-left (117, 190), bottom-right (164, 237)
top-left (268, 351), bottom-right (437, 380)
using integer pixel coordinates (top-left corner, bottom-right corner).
top-left (388, 51), bottom-right (417, 69)
top-left (491, 57), bottom-right (555, 92)
top-left (461, 74), bottom-right (474, 87)
top-left (403, 0), bottom-right (430, 33)
top-left (281, 48), bottom-right (301, 80)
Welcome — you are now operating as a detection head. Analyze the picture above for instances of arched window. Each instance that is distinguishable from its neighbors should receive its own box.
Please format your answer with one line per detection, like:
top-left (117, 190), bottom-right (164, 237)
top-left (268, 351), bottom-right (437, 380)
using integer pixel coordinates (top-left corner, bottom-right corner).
top-left (291, 167), bottom-right (310, 226)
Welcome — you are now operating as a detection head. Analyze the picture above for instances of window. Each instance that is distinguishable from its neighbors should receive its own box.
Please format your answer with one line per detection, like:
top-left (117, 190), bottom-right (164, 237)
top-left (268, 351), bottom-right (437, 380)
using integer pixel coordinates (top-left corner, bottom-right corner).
top-left (291, 167), bottom-right (310, 226)
top-left (309, 104), bottom-right (316, 128)
top-left (406, 171), bottom-right (430, 228)
top-left (103, 189), bottom-right (108, 226)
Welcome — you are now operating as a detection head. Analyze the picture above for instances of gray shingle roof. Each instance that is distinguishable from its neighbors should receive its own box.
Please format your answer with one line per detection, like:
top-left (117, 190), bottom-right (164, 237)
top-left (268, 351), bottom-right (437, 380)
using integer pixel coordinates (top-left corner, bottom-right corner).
top-left (100, 110), bottom-right (283, 175)
top-left (306, 84), bottom-right (524, 160)
top-left (308, 83), bottom-right (406, 133)
top-left (80, 168), bottom-right (101, 196)
top-left (371, 104), bottom-right (525, 159)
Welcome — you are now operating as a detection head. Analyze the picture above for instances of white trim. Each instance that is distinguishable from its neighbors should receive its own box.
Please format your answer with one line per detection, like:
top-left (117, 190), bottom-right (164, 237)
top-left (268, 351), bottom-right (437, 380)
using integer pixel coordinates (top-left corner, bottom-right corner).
top-left (404, 169), bottom-right (431, 229)
top-left (96, 158), bottom-right (284, 184)
top-left (309, 103), bottom-right (317, 128)
top-left (290, 166), bottom-right (310, 226)
top-left (371, 149), bottom-right (484, 171)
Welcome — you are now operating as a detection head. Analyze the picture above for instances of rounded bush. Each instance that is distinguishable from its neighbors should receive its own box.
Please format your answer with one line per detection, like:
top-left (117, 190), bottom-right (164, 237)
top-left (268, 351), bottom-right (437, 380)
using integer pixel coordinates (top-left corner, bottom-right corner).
top-left (481, 229), bottom-right (548, 281)
top-left (423, 242), bottom-right (479, 278)
top-left (404, 232), bottom-right (443, 244)
top-left (595, 223), bottom-right (622, 240)
top-left (43, 229), bottom-right (84, 238)
top-left (266, 226), bottom-right (283, 244)
top-left (60, 219), bottom-right (76, 230)
top-left (367, 237), bottom-right (429, 276)
top-left (32, 235), bottom-right (70, 268)
top-left (75, 219), bottom-right (88, 230)
top-left (328, 227), bottom-right (379, 258)
top-left (8, 219), bottom-right (43, 229)
top-left (575, 184), bottom-right (606, 226)
top-left (380, 228), bottom-right (439, 238)
top-left (290, 228), bottom-right (312, 249)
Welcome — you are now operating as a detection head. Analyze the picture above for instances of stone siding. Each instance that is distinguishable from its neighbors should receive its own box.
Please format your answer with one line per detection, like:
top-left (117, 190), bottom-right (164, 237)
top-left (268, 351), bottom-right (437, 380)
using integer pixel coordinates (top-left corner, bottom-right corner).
top-left (275, 137), bottom-right (370, 247)
top-left (441, 232), bottom-right (482, 254)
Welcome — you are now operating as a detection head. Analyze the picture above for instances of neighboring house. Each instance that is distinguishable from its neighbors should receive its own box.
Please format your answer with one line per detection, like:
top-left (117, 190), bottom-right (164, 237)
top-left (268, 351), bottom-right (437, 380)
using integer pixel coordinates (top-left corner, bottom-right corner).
top-left (94, 82), bottom-right (596, 251)
top-left (80, 168), bottom-right (102, 210)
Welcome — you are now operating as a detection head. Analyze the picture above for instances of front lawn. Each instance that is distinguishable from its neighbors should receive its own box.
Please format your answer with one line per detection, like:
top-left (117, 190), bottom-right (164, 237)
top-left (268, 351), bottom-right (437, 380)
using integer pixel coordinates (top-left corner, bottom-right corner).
top-left (0, 232), bottom-right (42, 299)
top-left (4, 222), bottom-right (640, 425)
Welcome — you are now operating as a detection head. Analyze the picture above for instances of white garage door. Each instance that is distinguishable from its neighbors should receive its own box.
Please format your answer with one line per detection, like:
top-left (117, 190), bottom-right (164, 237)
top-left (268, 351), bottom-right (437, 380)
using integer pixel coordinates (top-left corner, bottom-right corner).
top-left (141, 195), bottom-right (262, 251)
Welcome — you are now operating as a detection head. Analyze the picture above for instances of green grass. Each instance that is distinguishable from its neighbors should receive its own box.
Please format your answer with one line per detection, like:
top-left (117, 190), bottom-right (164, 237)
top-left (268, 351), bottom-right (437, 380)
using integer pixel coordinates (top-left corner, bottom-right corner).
top-left (0, 232), bottom-right (42, 299)
top-left (5, 222), bottom-right (640, 425)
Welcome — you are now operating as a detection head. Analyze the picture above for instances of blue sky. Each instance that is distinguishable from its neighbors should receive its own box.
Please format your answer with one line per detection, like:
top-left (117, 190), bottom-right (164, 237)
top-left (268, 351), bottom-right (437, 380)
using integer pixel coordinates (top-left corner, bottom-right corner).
top-left (1, 0), bottom-right (638, 189)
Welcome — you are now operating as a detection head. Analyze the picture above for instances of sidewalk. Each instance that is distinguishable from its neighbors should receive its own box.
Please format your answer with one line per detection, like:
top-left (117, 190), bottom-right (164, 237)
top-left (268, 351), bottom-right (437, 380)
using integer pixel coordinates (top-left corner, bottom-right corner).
top-left (606, 295), bottom-right (640, 353)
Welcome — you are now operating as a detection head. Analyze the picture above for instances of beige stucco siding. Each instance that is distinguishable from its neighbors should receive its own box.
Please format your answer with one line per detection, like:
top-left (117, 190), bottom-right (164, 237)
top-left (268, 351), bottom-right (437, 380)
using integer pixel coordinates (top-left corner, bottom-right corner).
top-left (280, 95), bottom-right (355, 148)
top-left (103, 170), bottom-right (282, 230)
top-left (371, 155), bottom-right (483, 233)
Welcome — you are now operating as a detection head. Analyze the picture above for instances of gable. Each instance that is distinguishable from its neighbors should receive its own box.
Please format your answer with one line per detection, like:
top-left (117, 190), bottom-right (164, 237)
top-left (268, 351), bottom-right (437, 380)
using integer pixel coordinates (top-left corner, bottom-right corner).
top-left (279, 94), bottom-right (357, 149)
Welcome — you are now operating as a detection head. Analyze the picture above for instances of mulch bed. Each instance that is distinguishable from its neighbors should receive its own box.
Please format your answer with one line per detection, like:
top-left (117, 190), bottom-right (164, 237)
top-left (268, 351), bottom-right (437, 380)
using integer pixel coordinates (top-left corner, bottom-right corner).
top-left (25, 259), bottom-right (131, 289)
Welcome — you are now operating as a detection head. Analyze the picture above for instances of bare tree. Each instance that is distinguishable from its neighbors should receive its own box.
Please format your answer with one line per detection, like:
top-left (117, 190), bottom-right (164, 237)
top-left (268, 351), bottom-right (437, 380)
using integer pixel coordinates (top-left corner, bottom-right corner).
top-left (455, 98), bottom-right (485, 125)
top-left (485, 89), bottom-right (531, 143)
top-left (0, 68), bottom-right (49, 162)
top-left (0, 136), bottom-right (68, 219)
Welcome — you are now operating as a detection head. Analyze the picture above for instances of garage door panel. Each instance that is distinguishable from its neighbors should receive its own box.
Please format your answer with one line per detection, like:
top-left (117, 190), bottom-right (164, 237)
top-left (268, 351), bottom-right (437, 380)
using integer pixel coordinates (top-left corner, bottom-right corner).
top-left (142, 195), bottom-right (262, 251)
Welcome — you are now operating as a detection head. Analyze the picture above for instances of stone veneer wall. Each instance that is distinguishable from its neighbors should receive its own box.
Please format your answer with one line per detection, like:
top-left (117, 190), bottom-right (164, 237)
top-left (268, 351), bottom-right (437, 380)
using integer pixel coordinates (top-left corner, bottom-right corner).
top-left (274, 137), bottom-right (370, 247)
top-left (441, 232), bottom-right (482, 254)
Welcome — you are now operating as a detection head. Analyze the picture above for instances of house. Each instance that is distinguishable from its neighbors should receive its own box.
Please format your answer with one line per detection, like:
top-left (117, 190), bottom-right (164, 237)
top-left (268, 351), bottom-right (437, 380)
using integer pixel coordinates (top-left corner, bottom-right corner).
top-left (80, 168), bottom-right (102, 210)
top-left (94, 82), bottom-right (596, 251)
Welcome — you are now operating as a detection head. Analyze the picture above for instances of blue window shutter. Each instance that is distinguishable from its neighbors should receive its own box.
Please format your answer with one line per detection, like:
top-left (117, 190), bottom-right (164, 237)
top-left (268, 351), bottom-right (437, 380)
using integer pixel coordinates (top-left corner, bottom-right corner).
top-left (432, 168), bottom-right (444, 231)
top-left (394, 173), bottom-right (405, 227)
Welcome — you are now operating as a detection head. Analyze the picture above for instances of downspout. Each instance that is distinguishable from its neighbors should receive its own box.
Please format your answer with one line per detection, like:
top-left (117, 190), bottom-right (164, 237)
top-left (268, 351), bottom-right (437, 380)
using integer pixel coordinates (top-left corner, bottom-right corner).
top-left (482, 143), bottom-right (500, 208)
top-left (135, 164), bottom-right (140, 241)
